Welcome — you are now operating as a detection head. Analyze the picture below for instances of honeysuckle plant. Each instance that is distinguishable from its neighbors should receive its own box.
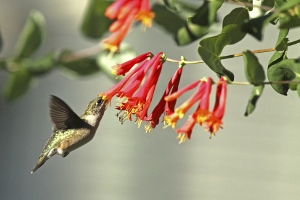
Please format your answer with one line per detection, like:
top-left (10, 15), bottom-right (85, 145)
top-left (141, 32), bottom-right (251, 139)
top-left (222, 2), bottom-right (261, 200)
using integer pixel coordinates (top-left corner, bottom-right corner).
top-left (1, 0), bottom-right (300, 142)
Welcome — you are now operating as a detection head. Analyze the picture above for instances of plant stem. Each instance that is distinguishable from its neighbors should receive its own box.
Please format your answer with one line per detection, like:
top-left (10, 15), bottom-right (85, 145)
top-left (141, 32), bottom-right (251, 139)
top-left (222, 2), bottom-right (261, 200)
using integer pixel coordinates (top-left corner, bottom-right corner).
top-left (61, 45), bottom-right (103, 63)
top-left (232, 80), bottom-right (300, 85)
top-left (166, 47), bottom-right (276, 64)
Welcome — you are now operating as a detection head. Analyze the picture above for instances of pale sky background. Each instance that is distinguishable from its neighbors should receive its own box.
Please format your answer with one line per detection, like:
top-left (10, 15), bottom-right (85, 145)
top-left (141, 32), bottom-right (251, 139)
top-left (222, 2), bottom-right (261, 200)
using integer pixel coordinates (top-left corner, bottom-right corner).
top-left (0, 1), bottom-right (300, 200)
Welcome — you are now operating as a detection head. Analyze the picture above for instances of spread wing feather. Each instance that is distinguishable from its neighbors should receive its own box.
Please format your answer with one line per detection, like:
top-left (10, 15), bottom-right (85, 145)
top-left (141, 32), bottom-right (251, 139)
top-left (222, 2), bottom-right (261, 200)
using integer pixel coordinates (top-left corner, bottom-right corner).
top-left (50, 95), bottom-right (86, 131)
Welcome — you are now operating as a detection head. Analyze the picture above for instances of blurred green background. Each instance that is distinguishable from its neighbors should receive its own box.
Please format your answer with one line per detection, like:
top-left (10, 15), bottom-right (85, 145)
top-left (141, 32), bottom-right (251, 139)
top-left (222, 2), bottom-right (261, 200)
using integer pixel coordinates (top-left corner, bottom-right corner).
top-left (0, 1), bottom-right (300, 200)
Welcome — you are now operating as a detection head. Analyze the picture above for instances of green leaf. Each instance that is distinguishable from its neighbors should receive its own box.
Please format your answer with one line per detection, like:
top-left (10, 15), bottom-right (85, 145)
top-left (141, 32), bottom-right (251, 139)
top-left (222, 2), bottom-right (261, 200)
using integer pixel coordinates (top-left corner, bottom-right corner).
top-left (275, 28), bottom-right (289, 51)
top-left (13, 10), bottom-right (45, 60)
top-left (262, 0), bottom-right (275, 10)
top-left (0, 30), bottom-right (3, 53)
top-left (279, 15), bottom-right (300, 29)
top-left (175, 0), bottom-right (224, 45)
top-left (242, 0), bottom-right (299, 40)
top-left (267, 50), bottom-right (288, 94)
top-left (199, 35), bottom-right (234, 80)
top-left (59, 52), bottom-right (100, 77)
top-left (268, 49), bottom-right (287, 67)
top-left (162, 0), bottom-right (179, 11)
top-left (198, 7), bottom-right (249, 81)
top-left (269, 0), bottom-right (300, 25)
top-left (221, 8), bottom-right (249, 44)
top-left (243, 50), bottom-right (266, 83)
top-left (80, 0), bottom-right (113, 39)
top-left (297, 84), bottom-right (300, 97)
top-left (0, 59), bottom-right (7, 70)
top-left (241, 13), bottom-right (272, 40)
top-left (3, 67), bottom-right (32, 101)
top-left (152, 4), bottom-right (185, 34)
top-left (244, 85), bottom-right (264, 116)
top-left (274, 0), bottom-right (300, 29)
top-left (276, 0), bottom-right (299, 11)
top-left (25, 51), bottom-right (61, 76)
top-left (267, 58), bottom-right (300, 95)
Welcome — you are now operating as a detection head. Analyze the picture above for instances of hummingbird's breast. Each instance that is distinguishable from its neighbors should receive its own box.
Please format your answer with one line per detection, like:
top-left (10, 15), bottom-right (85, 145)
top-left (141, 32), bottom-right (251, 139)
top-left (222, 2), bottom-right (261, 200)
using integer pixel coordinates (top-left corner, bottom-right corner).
top-left (60, 127), bottom-right (97, 153)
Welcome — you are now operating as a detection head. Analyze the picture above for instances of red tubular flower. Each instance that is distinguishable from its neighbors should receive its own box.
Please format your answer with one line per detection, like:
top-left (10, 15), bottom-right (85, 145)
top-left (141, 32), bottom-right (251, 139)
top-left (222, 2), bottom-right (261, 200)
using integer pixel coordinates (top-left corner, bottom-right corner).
top-left (116, 53), bottom-right (164, 124)
top-left (104, 0), bottom-right (127, 19)
top-left (174, 80), bottom-right (206, 119)
top-left (100, 52), bottom-right (165, 127)
top-left (174, 78), bottom-right (212, 143)
top-left (102, 10), bottom-right (136, 53)
top-left (99, 52), bottom-right (151, 100)
top-left (144, 67), bottom-right (183, 131)
top-left (135, 0), bottom-right (155, 27)
top-left (193, 77), bottom-right (212, 126)
top-left (164, 79), bottom-right (204, 129)
top-left (118, 1), bottom-right (140, 20)
top-left (176, 116), bottom-right (197, 144)
top-left (203, 77), bottom-right (227, 137)
top-left (103, 0), bottom-right (154, 52)
top-left (117, 62), bottom-right (148, 97)
top-left (163, 77), bottom-right (225, 143)
top-left (165, 80), bottom-right (201, 102)
top-left (112, 52), bottom-right (152, 76)
top-left (163, 112), bottom-right (180, 129)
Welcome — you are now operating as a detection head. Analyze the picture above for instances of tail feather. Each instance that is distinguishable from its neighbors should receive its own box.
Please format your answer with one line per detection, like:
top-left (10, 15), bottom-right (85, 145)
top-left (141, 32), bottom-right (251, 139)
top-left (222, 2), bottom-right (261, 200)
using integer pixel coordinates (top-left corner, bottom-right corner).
top-left (31, 156), bottom-right (48, 174)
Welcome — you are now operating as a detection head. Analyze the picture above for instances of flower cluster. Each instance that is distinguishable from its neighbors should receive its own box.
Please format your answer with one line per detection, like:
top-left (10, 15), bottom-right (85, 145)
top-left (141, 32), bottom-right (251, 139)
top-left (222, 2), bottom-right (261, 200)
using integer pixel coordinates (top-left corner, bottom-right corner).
top-left (99, 52), bottom-right (228, 143)
top-left (103, 0), bottom-right (154, 53)
top-left (164, 77), bottom-right (227, 143)
top-left (99, 52), bottom-right (165, 127)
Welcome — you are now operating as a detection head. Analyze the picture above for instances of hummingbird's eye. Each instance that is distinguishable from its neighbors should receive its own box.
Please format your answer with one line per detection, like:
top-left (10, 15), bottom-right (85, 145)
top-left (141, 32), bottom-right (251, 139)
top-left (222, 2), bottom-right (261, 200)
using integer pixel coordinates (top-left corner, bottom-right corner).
top-left (96, 98), bottom-right (104, 106)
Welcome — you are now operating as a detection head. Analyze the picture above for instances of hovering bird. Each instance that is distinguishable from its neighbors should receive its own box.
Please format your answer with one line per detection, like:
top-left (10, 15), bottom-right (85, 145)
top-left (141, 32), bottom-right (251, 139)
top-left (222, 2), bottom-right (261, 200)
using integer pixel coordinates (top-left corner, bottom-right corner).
top-left (31, 95), bottom-right (108, 173)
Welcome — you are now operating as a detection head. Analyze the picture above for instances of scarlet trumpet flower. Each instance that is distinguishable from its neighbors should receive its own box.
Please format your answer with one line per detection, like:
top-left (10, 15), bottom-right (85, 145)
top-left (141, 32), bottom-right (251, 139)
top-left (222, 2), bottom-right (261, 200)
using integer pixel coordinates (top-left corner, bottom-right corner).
top-left (103, 0), bottom-right (154, 52)
top-left (164, 77), bottom-right (227, 143)
top-left (203, 76), bottom-right (227, 137)
top-left (99, 52), bottom-right (165, 126)
top-left (99, 50), bottom-right (227, 143)
top-left (144, 67), bottom-right (183, 132)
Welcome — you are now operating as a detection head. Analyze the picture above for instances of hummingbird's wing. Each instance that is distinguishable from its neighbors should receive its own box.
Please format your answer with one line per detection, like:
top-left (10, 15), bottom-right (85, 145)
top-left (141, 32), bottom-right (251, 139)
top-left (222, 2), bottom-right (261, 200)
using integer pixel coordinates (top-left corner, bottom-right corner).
top-left (50, 95), bottom-right (87, 131)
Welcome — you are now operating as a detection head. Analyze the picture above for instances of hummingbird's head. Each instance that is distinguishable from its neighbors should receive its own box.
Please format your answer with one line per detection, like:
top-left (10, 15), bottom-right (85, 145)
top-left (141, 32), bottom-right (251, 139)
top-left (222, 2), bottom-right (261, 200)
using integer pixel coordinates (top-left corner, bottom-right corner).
top-left (85, 96), bottom-right (109, 116)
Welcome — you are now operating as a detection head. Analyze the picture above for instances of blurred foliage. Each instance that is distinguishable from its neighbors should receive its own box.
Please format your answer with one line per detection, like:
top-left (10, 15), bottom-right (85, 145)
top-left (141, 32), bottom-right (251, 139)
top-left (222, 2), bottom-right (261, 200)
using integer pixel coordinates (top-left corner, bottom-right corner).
top-left (0, 0), bottom-right (299, 118)
top-left (13, 10), bottom-right (45, 60)
top-left (0, 30), bottom-right (2, 53)
top-left (80, 0), bottom-right (113, 39)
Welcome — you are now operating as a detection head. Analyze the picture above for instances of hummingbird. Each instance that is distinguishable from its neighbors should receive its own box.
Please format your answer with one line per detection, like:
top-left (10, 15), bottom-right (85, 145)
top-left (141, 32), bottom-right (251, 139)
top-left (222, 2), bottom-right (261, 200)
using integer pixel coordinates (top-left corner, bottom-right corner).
top-left (31, 95), bottom-right (109, 173)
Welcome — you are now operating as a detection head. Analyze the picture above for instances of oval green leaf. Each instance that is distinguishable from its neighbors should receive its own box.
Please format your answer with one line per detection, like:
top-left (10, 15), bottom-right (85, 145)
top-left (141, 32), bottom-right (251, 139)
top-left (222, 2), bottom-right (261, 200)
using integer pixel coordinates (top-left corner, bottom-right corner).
top-left (175, 0), bottom-right (224, 46)
top-left (3, 67), bottom-right (32, 101)
top-left (243, 50), bottom-right (266, 84)
top-left (0, 30), bottom-right (2, 53)
top-left (152, 4), bottom-right (185, 34)
top-left (13, 10), bottom-right (45, 60)
top-left (60, 56), bottom-right (100, 78)
top-left (25, 51), bottom-right (61, 76)
top-left (80, 0), bottom-right (113, 39)
top-left (198, 7), bottom-right (249, 81)
top-left (244, 85), bottom-right (264, 116)
top-left (267, 58), bottom-right (300, 95)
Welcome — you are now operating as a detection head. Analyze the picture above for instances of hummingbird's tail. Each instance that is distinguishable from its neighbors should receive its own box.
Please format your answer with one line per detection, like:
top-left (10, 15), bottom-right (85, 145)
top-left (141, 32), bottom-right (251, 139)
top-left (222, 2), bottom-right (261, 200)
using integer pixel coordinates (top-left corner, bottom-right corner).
top-left (31, 155), bottom-right (48, 174)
